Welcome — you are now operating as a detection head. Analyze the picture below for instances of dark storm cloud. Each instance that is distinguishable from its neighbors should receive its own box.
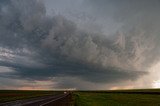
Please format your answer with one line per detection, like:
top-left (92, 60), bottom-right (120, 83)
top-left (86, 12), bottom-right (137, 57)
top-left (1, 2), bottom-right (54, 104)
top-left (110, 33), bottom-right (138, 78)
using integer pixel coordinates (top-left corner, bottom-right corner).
top-left (0, 0), bottom-right (160, 89)
top-left (87, 0), bottom-right (160, 68)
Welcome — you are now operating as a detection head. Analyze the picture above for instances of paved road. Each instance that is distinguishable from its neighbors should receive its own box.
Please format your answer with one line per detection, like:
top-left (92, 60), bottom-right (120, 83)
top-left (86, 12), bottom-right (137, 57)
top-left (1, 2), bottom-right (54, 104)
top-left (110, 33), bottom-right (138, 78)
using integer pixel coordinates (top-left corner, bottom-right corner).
top-left (0, 93), bottom-right (71, 106)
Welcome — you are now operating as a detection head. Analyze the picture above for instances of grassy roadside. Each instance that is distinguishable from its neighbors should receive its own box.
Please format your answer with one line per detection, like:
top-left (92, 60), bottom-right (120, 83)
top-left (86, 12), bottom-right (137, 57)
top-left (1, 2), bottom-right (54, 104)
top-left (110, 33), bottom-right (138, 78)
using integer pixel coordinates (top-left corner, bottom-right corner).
top-left (73, 90), bottom-right (160, 106)
top-left (0, 90), bottom-right (62, 103)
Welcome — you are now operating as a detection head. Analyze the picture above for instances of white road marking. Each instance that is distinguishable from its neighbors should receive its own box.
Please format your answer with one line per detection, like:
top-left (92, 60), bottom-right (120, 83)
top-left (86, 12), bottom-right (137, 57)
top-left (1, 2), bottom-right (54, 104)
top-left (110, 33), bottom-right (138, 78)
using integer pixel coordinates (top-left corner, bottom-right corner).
top-left (39, 93), bottom-right (69, 106)
top-left (0, 94), bottom-right (66, 106)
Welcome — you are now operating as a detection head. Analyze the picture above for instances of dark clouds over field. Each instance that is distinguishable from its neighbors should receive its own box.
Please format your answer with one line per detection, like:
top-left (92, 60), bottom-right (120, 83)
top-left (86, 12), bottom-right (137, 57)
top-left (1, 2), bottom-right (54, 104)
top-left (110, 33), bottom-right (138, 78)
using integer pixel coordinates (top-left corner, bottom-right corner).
top-left (0, 0), bottom-right (160, 89)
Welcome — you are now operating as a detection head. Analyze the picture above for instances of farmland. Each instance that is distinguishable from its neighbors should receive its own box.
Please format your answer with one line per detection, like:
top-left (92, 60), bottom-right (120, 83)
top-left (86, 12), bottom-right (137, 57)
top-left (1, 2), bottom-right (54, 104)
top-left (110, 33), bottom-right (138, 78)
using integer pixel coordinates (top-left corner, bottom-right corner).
top-left (0, 90), bottom-right (61, 103)
top-left (0, 89), bottom-right (160, 105)
top-left (73, 89), bottom-right (160, 106)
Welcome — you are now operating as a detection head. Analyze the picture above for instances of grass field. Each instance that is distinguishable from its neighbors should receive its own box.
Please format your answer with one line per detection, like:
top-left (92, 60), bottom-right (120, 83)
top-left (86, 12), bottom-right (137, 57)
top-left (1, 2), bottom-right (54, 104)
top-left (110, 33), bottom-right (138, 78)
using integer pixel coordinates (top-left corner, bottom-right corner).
top-left (1, 89), bottom-right (160, 105)
top-left (0, 90), bottom-right (61, 103)
top-left (73, 89), bottom-right (160, 106)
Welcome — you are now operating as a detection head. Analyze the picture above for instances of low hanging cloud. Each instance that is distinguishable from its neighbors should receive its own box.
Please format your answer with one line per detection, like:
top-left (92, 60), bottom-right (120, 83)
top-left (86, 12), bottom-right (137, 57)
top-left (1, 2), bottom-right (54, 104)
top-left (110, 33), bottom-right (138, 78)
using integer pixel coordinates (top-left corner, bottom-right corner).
top-left (0, 0), bottom-right (160, 89)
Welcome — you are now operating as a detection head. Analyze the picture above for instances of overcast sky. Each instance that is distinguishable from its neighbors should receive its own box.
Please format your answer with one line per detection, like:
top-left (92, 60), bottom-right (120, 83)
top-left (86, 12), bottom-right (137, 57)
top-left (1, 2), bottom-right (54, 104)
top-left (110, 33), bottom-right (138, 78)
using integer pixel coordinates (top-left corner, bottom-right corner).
top-left (0, 0), bottom-right (160, 90)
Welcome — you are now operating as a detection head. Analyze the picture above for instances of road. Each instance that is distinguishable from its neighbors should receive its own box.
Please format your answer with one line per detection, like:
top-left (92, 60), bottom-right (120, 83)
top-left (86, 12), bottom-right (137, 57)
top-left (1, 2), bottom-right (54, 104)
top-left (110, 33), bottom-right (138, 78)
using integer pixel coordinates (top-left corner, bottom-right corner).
top-left (0, 93), bottom-right (71, 106)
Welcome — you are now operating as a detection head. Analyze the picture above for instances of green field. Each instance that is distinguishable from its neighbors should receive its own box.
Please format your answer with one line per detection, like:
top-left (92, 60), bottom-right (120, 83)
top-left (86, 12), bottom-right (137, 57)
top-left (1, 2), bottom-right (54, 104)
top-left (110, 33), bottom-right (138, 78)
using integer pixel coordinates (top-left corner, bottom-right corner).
top-left (1, 89), bottom-right (160, 105)
top-left (0, 90), bottom-right (61, 103)
top-left (73, 89), bottom-right (160, 106)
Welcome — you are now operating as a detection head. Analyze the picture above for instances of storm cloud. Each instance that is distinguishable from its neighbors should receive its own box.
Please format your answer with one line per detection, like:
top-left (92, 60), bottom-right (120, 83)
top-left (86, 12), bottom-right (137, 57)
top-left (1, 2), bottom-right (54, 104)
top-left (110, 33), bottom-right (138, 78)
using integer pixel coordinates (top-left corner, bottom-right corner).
top-left (0, 0), bottom-right (160, 89)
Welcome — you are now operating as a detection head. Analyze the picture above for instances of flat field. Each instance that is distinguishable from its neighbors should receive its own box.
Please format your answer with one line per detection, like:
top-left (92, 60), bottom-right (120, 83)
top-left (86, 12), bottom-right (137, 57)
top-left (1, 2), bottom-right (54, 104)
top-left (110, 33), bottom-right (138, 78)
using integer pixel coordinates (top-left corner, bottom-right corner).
top-left (0, 90), bottom-right (61, 103)
top-left (1, 89), bottom-right (160, 105)
top-left (73, 89), bottom-right (160, 106)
